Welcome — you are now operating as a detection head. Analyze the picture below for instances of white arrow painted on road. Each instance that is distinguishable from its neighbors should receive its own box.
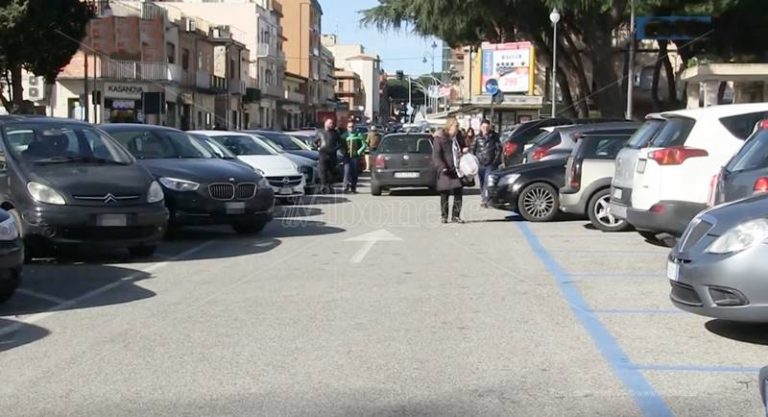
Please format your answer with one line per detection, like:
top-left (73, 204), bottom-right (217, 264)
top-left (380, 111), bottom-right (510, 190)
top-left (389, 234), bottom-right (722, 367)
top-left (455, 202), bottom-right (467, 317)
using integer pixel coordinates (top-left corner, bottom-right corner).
top-left (345, 229), bottom-right (402, 264)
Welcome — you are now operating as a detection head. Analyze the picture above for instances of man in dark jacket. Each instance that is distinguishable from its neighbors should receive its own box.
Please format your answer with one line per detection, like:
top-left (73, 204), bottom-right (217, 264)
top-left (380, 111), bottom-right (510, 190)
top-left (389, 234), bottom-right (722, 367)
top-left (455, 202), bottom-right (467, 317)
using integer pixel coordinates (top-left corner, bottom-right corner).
top-left (472, 119), bottom-right (502, 207)
top-left (315, 118), bottom-right (346, 194)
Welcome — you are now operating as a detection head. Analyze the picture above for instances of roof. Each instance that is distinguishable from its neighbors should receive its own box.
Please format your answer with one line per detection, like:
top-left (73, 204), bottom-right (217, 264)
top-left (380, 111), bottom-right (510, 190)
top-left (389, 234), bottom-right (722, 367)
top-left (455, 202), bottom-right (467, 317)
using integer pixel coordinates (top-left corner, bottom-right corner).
top-left (680, 63), bottom-right (768, 82)
top-left (100, 123), bottom-right (184, 132)
top-left (661, 103), bottom-right (768, 119)
top-left (0, 116), bottom-right (91, 126)
top-left (188, 130), bottom-right (249, 137)
top-left (346, 55), bottom-right (378, 62)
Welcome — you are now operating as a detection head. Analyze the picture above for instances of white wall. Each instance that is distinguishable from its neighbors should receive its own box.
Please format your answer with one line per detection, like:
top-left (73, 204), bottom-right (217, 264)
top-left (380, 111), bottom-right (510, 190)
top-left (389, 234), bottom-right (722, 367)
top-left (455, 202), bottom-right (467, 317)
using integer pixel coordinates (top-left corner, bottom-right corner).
top-left (348, 59), bottom-right (377, 120)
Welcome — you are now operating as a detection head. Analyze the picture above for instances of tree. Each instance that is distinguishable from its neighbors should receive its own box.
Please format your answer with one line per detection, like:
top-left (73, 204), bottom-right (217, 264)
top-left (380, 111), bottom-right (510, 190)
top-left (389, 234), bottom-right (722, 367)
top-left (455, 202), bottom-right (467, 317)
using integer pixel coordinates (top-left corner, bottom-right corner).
top-left (0, 0), bottom-right (94, 113)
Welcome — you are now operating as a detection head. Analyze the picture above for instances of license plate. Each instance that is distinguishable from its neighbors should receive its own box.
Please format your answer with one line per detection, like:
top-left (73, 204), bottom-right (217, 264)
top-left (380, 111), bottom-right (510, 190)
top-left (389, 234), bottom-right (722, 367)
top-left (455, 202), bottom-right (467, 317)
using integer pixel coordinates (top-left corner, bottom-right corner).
top-left (97, 214), bottom-right (127, 227)
top-left (279, 187), bottom-right (293, 195)
top-left (225, 202), bottom-right (246, 214)
top-left (394, 172), bottom-right (420, 179)
top-left (666, 260), bottom-right (680, 281)
top-left (636, 159), bottom-right (647, 173)
top-left (613, 188), bottom-right (623, 199)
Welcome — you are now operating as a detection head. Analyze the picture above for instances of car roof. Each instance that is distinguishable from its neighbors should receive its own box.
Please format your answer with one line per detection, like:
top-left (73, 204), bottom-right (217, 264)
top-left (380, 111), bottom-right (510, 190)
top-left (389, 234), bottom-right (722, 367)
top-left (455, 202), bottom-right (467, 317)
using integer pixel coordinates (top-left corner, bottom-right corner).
top-left (188, 130), bottom-right (252, 137)
top-left (661, 103), bottom-right (768, 119)
top-left (556, 121), bottom-right (641, 134)
top-left (382, 133), bottom-right (432, 139)
top-left (100, 123), bottom-right (184, 133)
top-left (0, 115), bottom-right (92, 127)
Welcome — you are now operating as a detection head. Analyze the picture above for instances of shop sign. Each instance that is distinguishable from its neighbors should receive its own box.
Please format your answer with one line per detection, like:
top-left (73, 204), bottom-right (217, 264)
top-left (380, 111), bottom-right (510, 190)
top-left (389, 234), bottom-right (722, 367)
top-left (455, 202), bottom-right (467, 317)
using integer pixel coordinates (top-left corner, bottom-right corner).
top-left (104, 83), bottom-right (144, 100)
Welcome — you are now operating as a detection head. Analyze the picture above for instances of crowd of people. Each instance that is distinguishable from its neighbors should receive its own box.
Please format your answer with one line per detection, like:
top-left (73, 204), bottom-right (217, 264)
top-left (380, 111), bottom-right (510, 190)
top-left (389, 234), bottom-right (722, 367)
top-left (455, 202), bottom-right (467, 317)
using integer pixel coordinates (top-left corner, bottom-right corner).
top-left (314, 117), bottom-right (503, 224)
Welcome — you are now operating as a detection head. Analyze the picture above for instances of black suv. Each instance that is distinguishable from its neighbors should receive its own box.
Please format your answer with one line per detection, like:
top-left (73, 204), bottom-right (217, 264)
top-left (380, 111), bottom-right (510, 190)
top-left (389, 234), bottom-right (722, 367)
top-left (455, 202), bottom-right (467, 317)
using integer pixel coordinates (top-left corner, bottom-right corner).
top-left (0, 117), bottom-right (168, 259)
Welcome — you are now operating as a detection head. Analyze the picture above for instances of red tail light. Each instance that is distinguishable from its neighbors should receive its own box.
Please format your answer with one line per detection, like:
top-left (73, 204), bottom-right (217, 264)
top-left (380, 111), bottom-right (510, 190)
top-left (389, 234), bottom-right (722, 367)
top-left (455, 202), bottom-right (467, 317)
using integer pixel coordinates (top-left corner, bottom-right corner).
top-left (648, 146), bottom-right (708, 166)
top-left (754, 177), bottom-right (768, 193)
top-left (503, 142), bottom-right (518, 156)
top-left (650, 203), bottom-right (666, 213)
top-left (531, 147), bottom-right (551, 161)
top-left (758, 119), bottom-right (768, 130)
top-left (569, 160), bottom-right (582, 190)
top-left (374, 154), bottom-right (386, 169)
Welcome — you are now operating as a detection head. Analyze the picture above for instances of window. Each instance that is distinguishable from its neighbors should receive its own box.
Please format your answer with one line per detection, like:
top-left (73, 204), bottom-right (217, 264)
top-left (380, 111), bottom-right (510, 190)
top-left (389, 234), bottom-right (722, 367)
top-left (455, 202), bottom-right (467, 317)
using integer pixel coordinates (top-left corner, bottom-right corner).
top-left (3, 125), bottom-right (133, 164)
top-left (230, 58), bottom-right (236, 78)
top-left (378, 135), bottom-right (433, 154)
top-left (109, 130), bottom-right (212, 159)
top-left (625, 119), bottom-right (665, 149)
top-left (650, 117), bottom-right (695, 148)
top-left (167, 42), bottom-right (176, 64)
top-left (720, 111), bottom-right (768, 140)
top-left (182, 48), bottom-right (190, 71)
top-left (725, 130), bottom-right (768, 173)
top-left (581, 135), bottom-right (632, 159)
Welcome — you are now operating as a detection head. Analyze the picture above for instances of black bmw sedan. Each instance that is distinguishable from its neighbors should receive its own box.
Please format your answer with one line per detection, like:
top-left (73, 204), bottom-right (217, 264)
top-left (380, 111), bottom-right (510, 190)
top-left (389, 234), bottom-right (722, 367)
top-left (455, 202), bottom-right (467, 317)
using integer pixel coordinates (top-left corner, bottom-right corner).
top-left (102, 125), bottom-right (275, 234)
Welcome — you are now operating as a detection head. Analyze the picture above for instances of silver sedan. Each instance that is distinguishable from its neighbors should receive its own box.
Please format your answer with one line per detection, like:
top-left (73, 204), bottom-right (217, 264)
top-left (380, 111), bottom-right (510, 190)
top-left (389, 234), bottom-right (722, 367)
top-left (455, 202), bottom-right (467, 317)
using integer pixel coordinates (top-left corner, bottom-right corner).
top-left (668, 193), bottom-right (768, 322)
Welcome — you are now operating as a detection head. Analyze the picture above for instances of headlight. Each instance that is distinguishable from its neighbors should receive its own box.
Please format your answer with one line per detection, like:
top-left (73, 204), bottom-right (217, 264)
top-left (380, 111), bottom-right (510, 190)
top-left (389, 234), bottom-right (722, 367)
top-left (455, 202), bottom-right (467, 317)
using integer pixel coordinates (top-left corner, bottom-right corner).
top-left (27, 182), bottom-right (66, 205)
top-left (254, 167), bottom-right (265, 176)
top-left (147, 181), bottom-right (164, 203)
top-left (257, 178), bottom-right (270, 189)
top-left (0, 217), bottom-right (19, 241)
top-left (498, 174), bottom-right (521, 187)
top-left (706, 218), bottom-right (768, 254)
top-left (159, 177), bottom-right (200, 192)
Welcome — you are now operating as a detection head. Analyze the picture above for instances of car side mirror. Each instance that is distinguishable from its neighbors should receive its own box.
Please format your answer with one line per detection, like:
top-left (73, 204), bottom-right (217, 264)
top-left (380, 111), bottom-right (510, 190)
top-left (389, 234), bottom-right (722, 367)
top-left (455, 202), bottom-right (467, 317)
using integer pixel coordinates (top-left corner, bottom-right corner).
top-left (760, 366), bottom-right (768, 416)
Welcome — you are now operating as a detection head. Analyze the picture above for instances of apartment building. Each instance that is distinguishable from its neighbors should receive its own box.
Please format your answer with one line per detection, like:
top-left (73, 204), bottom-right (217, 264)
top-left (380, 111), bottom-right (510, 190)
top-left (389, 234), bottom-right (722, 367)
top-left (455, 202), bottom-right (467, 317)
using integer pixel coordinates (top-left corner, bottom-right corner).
top-left (322, 34), bottom-right (381, 122)
top-left (153, 0), bottom-right (285, 129)
top-left (279, 0), bottom-right (322, 123)
top-left (283, 72), bottom-right (308, 129)
top-left (334, 70), bottom-right (364, 116)
top-left (319, 45), bottom-right (337, 111)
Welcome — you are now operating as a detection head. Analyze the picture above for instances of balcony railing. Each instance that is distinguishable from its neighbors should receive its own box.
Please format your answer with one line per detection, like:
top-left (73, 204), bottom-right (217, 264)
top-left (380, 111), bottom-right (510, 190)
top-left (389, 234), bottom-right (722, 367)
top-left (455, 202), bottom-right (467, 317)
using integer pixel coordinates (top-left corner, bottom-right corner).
top-left (196, 71), bottom-right (211, 89)
top-left (211, 75), bottom-right (228, 91)
top-left (229, 80), bottom-right (246, 95)
top-left (284, 90), bottom-right (304, 103)
top-left (101, 60), bottom-right (167, 81)
top-left (262, 83), bottom-right (283, 98)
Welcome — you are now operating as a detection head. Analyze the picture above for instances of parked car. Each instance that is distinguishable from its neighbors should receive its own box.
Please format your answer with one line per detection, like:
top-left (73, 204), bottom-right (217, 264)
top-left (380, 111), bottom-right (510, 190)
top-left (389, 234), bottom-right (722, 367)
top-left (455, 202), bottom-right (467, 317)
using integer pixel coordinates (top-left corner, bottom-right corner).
top-left (712, 120), bottom-right (768, 205)
top-left (188, 133), bottom-right (255, 171)
top-left (244, 130), bottom-right (319, 161)
top-left (523, 122), bottom-right (640, 163)
top-left (190, 131), bottom-right (306, 202)
top-left (668, 193), bottom-right (768, 322)
top-left (245, 131), bottom-right (320, 188)
top-left (102, 124), bottom-right (274, 234)
top-left (760, 367), bottom-right (768, 414)
top-left (627, 103), bottom-right (768, 239)
top-left (0, 117), bottom-right (168, 259)
top-left (559, 131), bottom-right (637, 231)
top-left (501, 117), bottom-right (572, 166)
top-left (607, 114), bottom-right (666, 237)
top-left (370, 133), bottom-right (436, 196)
top-left (486, 159), bottom-right (567, 222)
top-left (0, 208), bottom-right (23, 302)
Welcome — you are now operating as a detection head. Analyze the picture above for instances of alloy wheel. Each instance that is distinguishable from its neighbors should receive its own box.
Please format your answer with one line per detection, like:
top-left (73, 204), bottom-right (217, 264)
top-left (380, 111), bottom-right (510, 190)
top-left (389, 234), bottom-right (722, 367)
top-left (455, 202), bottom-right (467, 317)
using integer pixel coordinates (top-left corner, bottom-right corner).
top-left (522, 186), bottom-right (555, 219)
top-left (594, 194), bottom-right (622, 228)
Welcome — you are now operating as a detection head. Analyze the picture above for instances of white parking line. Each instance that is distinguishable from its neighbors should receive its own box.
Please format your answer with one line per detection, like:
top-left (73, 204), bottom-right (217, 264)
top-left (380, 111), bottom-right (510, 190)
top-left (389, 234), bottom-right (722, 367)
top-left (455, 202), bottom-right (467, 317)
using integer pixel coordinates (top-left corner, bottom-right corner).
top-left (16, 289), bottom-right (67, 304)
top-left (0, 240), bottom-right (215, 337)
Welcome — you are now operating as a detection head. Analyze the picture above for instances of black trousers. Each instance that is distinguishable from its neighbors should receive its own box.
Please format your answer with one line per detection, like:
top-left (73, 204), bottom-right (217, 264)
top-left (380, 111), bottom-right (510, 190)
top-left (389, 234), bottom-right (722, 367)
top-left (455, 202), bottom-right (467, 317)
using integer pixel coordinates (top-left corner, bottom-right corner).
top-left (318, 153), bottom-right (335, 190)
top-left (440, 188), bottom-right (463, 219)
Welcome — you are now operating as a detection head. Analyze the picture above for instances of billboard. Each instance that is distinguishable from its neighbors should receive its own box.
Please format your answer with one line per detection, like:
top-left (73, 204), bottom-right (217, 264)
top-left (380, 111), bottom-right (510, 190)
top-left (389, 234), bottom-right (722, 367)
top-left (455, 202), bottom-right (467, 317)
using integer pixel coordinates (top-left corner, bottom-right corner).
top-left (481, 41), bottom-right (534, 94)
top-left (636, 16), bottom-right (712, 41)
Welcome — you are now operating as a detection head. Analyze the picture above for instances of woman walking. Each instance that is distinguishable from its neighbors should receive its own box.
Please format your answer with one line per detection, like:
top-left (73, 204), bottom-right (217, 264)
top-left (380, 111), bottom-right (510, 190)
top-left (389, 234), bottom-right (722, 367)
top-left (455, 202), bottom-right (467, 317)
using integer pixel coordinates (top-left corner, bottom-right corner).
top-left (432, 122), bottom-right (465, 224)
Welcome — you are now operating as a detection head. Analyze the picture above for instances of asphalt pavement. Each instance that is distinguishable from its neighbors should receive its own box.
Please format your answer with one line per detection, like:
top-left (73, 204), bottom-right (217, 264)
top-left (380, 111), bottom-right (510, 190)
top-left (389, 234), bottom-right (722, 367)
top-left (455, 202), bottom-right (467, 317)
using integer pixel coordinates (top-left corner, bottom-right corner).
top-left (1, 175), bottom-right (765, 417)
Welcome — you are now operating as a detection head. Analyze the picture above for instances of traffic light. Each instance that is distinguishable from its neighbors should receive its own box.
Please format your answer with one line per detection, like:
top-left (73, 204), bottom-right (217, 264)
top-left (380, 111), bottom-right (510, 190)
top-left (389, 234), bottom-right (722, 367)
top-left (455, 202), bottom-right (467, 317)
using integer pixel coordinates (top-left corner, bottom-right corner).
top-left (396, 71), bottom-right (404, 82)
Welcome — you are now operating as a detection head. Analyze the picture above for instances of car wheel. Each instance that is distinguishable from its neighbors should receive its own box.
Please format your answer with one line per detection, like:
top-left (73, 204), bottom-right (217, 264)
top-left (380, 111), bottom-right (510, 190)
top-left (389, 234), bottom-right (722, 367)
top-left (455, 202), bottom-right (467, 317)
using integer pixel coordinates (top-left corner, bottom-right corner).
top-left (8, 209), bottom-right (31, 263)
top-left (0, 269), bottom-right (20, 303)
top-left (371, 183), bottom-right (382, 196)
top-left (588, 189), bottom-right (629, 232)
top-left (129, 245), bottom-right (157, 258)
top-left (232, 219), bottom-right (267, 235)
top-left (517, 183), bottom-right (559, 222)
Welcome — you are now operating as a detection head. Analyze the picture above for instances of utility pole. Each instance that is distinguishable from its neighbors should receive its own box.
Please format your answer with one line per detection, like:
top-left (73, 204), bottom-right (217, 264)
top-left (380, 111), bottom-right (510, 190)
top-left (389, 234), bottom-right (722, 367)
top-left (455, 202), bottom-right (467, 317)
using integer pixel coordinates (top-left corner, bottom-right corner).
top-left (83, 51), bottom-right (90, 122)
top-left (626, 0), bottom-right (636, 120)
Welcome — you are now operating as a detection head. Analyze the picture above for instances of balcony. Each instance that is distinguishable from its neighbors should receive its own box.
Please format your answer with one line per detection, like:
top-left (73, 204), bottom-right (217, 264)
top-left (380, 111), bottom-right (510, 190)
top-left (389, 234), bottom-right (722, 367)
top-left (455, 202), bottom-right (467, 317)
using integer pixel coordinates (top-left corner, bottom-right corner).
top-left (101, 60), bottom-right (168, 81)
top-left (229, 79), bottom-right (246, 95)
top-left (256, 43), bottom-right (270, 58)
top-left (211, 75), bottom-right (228, 92)
top-left (284, 90), bottom-right (304, 104)
top-left (262, 83), bottom-right (283, 98)
top-left (196, 71), bottom-right (211, 89)
top-left (167, 63), bottom-right (183, 83)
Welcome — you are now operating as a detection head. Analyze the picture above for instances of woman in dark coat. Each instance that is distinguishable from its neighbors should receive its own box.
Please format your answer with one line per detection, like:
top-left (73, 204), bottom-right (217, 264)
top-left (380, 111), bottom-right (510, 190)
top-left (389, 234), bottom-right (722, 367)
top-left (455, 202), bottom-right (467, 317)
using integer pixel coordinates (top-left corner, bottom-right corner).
top-left (432, 123), bottom-right (465, 224)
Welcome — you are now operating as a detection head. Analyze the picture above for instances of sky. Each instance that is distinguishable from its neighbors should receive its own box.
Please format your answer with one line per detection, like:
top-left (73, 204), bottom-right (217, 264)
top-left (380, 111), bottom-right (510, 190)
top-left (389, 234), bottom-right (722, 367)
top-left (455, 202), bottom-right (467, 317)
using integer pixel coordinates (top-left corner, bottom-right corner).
top-left (319, 0), bottom-right (444, 76)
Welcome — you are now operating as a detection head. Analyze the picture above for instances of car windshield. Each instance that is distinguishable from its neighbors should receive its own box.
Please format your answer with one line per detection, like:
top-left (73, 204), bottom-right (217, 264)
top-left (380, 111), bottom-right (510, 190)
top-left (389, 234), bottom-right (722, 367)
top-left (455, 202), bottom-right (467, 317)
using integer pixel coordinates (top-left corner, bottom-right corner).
top-left (529, 130), bottom-right (555, 146)
top-left (213, 135), bottom-right (278, 156)
top-left (3, 124), bottom-right (134, 165)
top-left (625, 119), bottom-right (665, 149)
top-left (189, 135), bottom-right (238, 159)
top-left (649, 117), bottom-right (695, 148)
top-left (107, 129), bottom-right (214, 159)
top-left (378, 135), bottom-right (433, 154)
top-left (255, 131), bottom-right (305, 151)
top-left (725, 130), bottom-right (768, 173)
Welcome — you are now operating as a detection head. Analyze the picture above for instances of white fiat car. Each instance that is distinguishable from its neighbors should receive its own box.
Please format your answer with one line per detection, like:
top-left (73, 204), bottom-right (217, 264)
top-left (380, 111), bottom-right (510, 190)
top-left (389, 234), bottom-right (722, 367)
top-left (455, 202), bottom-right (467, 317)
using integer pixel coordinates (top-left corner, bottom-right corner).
top-left (190, 131), bottom-right (306, 201)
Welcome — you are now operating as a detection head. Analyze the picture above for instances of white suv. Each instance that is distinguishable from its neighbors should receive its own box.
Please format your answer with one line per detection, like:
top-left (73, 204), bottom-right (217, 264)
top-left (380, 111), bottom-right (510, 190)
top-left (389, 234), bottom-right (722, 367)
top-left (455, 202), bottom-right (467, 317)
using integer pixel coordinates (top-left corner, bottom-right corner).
top-left (626, 103), bottom-right (768, 238)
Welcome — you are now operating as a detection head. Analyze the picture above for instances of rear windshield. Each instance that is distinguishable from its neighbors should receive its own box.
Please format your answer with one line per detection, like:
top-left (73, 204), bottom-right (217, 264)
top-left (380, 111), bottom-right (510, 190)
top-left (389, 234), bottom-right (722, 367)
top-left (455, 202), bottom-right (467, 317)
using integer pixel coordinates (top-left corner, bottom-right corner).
top-left (212, 135), bottom-right (277, 156)
top-left (724, 130), bottom-right (768, 173)
top-left (579, 135), bottom-right (632, 159)
top-left (108, 129), bottom-right (213, 159)
top-left (531, 131), bottom-right (561, 149)
top-left (378, 136), bottom-right (433, 154)
top-left (649, 117), bottom-right (695, 148)
top-left (625, 119), bottom-right (665, 149)
top-left (3, 124), bottom-right (134, 165)
top-left (256, 131), bottom-right (305, 151)
top-left (720, 111), bottom-right (768, 139)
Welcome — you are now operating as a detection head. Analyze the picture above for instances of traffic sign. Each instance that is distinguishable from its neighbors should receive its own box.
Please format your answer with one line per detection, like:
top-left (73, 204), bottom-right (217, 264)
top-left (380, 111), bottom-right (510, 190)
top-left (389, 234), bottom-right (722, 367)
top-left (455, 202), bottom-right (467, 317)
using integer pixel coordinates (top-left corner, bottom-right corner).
top-left (485, 78), bottom-right (500, 95)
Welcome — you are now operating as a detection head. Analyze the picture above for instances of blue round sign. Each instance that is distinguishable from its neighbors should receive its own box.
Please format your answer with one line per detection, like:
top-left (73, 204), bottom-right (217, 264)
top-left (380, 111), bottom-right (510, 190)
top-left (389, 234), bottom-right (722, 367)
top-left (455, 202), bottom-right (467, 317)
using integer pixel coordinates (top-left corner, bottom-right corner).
top-left (485, 78), bottom-right (500, 95)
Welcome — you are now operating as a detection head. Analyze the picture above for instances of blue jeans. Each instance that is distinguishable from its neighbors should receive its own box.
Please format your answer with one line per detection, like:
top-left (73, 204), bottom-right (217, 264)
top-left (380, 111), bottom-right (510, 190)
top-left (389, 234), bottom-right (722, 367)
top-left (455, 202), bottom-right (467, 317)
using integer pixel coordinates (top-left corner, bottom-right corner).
top-left (478, 164), bottom-right (497, 203)
top-left (343, 158), bottom-right (360, 191)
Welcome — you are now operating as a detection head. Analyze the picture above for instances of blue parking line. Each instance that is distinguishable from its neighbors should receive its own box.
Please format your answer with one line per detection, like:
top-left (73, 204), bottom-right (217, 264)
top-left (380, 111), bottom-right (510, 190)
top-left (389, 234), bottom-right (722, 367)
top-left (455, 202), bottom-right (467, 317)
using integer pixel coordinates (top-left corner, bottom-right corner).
top-left (632, 364), bottom-right (762, 373)
top-left (590, 309), bottom-right (684, 315)
top-left (517, 223), bottom-right (675, 417)
top-left (569, 272), bottom-right (663, 279)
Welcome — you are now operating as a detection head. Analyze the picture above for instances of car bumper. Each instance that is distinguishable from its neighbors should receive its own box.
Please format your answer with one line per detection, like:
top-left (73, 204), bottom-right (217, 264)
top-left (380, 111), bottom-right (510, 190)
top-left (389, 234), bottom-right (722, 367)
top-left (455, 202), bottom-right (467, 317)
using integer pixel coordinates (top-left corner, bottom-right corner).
top-left (669, 248), bottom-right (768, 322)
top-left (559, 190), bottom-right (584, 214)
top-left (372, 169), bottom-right (436, 188)
top-left (167, 190), bottom-right (275, 225)
top-left (486, 184), bottom-right (517, 210)
top-left (21, 203), bottom-right (169, 249)
top-left (626, 200), bottom-right (706, 236)
top-left (0, 241), bottom-right (23, 272)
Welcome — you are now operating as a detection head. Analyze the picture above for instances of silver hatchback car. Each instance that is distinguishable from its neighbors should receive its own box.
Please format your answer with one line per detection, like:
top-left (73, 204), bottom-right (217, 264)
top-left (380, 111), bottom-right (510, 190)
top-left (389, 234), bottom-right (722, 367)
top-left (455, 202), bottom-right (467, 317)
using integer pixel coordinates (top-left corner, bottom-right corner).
top-left (669, 193), bottom-right (768, 322)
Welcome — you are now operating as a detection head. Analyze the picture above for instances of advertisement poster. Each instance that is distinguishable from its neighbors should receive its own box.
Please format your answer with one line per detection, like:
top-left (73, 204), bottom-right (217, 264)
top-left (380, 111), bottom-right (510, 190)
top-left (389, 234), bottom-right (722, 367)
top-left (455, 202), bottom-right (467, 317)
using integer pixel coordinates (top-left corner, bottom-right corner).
top-left (481, 42), bottom-right (534, 94)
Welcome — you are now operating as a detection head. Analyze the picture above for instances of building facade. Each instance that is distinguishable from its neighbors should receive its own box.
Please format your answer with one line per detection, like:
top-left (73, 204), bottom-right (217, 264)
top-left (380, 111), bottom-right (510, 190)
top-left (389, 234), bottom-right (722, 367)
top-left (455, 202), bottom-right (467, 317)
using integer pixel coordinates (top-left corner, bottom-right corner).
top-left (283, 72), bottom-right (308, 129)
top-left (279, 0), bottom-right (322, 124)
top-left (321, 35), bottom-right (381, 122)
top-left (319, 45), bottom-right (337, 112)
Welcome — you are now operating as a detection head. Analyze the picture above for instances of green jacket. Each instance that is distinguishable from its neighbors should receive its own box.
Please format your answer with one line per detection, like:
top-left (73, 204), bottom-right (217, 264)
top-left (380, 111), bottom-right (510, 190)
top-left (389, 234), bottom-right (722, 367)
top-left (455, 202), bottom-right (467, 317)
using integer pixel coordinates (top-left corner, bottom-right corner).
top-left (343, 132), bottom-right (368, 158)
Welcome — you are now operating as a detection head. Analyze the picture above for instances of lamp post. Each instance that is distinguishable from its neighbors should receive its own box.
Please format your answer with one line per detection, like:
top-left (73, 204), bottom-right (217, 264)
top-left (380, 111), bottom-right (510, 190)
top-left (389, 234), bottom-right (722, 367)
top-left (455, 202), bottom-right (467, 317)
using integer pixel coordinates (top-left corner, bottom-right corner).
top-left (626, 0), bottom-right (636, 119)
top-left (549, 8), bottom-right (560, 118)
top-left (468, 46), bottom-right (477, 103)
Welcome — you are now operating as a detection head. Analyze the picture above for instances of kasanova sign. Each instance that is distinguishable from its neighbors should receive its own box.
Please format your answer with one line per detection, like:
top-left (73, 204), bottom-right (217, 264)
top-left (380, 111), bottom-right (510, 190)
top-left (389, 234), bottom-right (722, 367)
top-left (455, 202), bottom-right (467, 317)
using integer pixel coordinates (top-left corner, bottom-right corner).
top-left (104, 83), bottom-right (144, 100)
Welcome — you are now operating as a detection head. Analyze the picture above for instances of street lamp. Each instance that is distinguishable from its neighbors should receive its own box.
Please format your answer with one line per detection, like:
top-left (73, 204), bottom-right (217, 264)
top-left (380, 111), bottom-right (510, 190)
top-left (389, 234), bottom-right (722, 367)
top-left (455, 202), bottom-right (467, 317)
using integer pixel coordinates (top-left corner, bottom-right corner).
top-left (468, 46), bottom-right (477, 102)
top-left (550, 8), bottom-right (560, 118)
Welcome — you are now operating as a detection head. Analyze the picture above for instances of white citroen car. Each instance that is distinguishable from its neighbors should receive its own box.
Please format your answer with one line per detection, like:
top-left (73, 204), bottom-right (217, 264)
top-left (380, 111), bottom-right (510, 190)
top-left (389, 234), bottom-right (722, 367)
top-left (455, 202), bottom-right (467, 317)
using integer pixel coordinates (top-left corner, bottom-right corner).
top-left (190, 131), bottom-right (305, 201)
